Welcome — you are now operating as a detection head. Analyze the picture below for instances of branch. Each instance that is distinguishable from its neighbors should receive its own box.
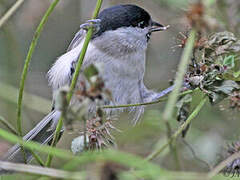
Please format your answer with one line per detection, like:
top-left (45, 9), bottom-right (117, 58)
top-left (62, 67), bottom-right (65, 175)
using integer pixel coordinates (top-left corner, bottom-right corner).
top-left (146, 96), bottom-right (207, 161)
top-left (208, 152), bottom-right (240, 178)
top-left (0, 161), bottom-right (85, 179)
top-left (160, 29), bottom-right (196, 169)
top-left (101, 89), bottom-right (194, 109)
top-left (0, 127), bottom-right (165, 178)
top-left (162, 29), bottom-right (196, 122)
top-left (16, 0), bottom-right (60, 163)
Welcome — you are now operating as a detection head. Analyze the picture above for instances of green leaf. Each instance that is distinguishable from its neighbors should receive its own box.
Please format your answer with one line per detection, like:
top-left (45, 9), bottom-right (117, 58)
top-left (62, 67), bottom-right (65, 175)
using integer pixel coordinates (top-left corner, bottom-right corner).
top-left (83, 64), bottom-right (99, 81)
top-left (233, 71), bottom-right (240, 78)
top-left (222, 71), bottom-right (240, 81)
top-left (223, 55), bottom-right (235, 68)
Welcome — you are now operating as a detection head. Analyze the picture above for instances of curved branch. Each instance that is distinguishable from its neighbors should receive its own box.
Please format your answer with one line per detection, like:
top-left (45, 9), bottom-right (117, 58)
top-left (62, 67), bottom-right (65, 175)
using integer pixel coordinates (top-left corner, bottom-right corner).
top-left (146, 96), bottom-right (207, 161)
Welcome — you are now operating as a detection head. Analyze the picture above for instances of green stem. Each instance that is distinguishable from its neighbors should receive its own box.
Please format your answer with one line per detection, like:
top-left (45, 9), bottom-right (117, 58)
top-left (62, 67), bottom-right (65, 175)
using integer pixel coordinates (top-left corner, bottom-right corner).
top-left (45, 0), bottom-right (103, 167)
top-left (0, 127), bottom-right (164, 177)
top-left (16, 0), bottom-right (60, 163)
top-left (160, 29), bottom-right (196, 169)
top-left (162, 29), bottom-right (196, 122)
top-left (31, 151), bottom-right (45, 166)
top-left (66, 0), bottom-right (103, 103)
top-left (101, 90), bottom-right (194, 109)
top-left (17, 0), bottom-right (59, 138)
top-left (165, 121), bottom-right (181, 170)
top-left (0, 116), bottom-right (18, 135)
top-left (0, 0), bottom-right (25, 29)
top-left (146, 97), bottom-right (207, 161)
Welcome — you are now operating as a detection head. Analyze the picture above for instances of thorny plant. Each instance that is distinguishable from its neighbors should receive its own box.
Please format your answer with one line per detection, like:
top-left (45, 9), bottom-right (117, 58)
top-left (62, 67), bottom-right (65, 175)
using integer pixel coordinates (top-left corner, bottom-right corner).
top-left (62, 1), bottom-right (240, 175)
top-left (174, 1), bottom-right (240, 176)
top-left (55, 65), bottom-right (120, 153)
top-left (176, 31), bottom-right (240, 132)
top-left (0, 0), bottom-right (240, 179)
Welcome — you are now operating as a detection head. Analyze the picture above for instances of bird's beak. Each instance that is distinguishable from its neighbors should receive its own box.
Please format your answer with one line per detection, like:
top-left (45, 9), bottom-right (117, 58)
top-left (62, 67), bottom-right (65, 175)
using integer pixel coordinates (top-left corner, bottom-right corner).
top-left (149, 21), bottom-right (170, 33)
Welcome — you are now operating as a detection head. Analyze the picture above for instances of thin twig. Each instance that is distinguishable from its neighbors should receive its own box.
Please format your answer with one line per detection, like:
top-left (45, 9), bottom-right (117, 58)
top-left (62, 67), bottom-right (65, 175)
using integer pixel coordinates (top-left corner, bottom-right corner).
top-left (0, 0), bottom-right (25, 29)
top-left (0, 161), bottom-right (85, 180)
top-left (160, 29), bottom-right (196, 169)
top-left (0, 116), bottom-right (18, 135)
top-left (31, 151), bottom-right (45, 166)
top-left (16, 0), bottom-right (60, 163)
top-left (162, 29), bottom-right (196, 122)
top-left (208, 152), bottom-right (240, 178)
top-left (0, 127), bottom-right (165, 177)
top-left (146, 96), bottom-right (207, 161)
top-left (45, 0), bottom-right (103, 167)
top-left (16, 0), bottom-right (60, 138)
top-left (181, 139), bottom-right (212, 170)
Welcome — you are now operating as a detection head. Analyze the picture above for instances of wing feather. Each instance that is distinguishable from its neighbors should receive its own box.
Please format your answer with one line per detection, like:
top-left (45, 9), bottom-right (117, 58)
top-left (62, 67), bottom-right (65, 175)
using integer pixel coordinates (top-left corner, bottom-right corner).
top-left (67, 29), bottom-right (86, 51)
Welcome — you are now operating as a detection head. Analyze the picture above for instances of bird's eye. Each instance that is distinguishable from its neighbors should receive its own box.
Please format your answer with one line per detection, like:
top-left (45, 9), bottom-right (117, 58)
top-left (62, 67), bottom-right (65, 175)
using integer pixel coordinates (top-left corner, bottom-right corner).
top-left (137, 21), bottom-right (145, 28)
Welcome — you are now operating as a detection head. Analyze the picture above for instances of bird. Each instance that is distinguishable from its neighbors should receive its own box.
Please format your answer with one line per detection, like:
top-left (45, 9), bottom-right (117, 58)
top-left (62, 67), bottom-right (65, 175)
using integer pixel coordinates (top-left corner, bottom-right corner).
top-left (0, 4), bottom-right (173, 172)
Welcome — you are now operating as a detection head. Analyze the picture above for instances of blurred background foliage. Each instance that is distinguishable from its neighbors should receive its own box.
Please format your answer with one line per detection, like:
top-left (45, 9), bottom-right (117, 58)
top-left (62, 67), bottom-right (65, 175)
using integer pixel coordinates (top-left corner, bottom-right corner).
top-left (0, 0), bottom-right (240, 178)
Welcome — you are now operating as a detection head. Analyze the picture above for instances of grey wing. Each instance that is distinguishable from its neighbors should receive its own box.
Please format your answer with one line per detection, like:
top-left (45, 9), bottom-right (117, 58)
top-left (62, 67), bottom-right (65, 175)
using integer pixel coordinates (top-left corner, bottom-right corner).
top-left (67, 29), bottom-right (86, 51)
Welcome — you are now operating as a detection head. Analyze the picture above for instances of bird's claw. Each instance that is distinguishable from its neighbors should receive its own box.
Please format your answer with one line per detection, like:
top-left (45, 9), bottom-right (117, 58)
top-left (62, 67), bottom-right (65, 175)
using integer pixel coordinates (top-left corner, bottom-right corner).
top-left (80, 19), bottom-right (101, 33)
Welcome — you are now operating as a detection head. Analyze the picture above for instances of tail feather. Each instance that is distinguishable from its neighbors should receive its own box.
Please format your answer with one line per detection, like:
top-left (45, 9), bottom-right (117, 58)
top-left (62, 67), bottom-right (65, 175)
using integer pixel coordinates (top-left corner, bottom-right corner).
top-left (0, 110), bottom-right (62, 174)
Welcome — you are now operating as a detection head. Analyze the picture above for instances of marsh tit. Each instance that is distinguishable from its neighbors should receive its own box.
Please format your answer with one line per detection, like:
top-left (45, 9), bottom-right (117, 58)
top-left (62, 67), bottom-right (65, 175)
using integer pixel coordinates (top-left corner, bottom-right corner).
top-left (1, 4), bottom-right (172, 170)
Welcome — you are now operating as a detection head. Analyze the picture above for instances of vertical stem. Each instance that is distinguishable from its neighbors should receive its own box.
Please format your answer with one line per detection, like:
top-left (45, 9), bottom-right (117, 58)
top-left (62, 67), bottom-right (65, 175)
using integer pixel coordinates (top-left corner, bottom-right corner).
top-left (16, 0), bottom-right (60, 163)
top-left (146, 97), bottom-right (207, 161)
top-left (17, 0), bottom-right (60, 138)
top-left (146, 29), bottom-right (196, 164)
top-left (45, 0), bottom-right (103, 167)
top-left (162, 29), bottom-right (196, 169)
top-left (162, 29), bottom-right (196, 121)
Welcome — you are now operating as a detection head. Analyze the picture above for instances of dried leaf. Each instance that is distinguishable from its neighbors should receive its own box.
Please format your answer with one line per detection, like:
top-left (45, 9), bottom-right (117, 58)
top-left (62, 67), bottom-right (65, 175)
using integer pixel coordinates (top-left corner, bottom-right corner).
top-left (208, 31), bottom-right (236, 47)
top-left (213, 80), bottom-right (239, 95)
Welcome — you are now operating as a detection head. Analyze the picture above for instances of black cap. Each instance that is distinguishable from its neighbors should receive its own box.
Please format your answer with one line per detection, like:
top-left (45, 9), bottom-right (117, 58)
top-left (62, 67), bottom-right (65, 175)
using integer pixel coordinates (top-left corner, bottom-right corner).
top-left (93, 4), bottom-right (152, 38)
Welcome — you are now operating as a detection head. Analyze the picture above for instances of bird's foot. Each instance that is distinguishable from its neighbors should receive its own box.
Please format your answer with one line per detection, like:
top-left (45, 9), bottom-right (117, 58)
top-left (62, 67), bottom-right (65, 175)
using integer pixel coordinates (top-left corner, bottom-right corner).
top-left (80, 19), bottom-right (101, 33)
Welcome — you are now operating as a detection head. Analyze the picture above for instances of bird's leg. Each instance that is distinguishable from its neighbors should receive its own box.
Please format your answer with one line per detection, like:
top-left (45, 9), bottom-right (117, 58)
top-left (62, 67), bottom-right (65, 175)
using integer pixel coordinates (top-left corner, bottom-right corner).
top-left (80, 19), bottom-right (101, 34)
top-left (152, 85), bottom-right (174, 101)
top-left (140, 80), bottom-right (192, 103)
top-left (152, 81), bottom-right (192, 101)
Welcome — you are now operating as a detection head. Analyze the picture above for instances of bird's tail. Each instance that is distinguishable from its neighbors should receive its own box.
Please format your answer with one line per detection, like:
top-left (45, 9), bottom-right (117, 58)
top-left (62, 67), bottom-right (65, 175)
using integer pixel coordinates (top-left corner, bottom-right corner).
top-left (0, 110), bottom-right (62, 174)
